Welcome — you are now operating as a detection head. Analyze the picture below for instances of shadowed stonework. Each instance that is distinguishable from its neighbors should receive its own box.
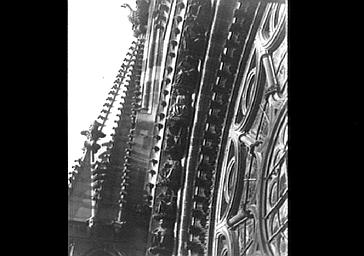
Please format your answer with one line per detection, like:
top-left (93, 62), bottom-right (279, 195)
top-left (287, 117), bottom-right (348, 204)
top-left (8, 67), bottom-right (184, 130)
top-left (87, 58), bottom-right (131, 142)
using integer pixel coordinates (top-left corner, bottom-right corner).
top-left (68, 1), bottom-right (288, 255)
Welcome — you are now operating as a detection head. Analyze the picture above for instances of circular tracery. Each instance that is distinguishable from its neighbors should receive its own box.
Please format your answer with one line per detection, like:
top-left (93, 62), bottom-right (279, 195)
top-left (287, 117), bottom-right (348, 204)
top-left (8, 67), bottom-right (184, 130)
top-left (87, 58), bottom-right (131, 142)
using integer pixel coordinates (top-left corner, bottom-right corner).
top-left (259, 106), bottom-right (288, 256)
top-left (223, 159), bottom-right (236, 205)
top-left (259, 3), bottom-right (287, 52)
top-left (233, 51), bottom-right (265, 133)
top-left (216, 234), bottom-right (231, 256)
top-left (212, 3), bottom-right (287, 255)
top-left (219, 139), bottom-right (238, 221)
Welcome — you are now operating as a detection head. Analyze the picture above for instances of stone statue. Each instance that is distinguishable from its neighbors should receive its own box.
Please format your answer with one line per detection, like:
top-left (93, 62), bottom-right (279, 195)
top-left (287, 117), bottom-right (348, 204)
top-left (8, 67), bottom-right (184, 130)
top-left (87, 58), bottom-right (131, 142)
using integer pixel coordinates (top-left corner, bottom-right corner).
top-left (173, 57), bottom-right (199, 92)
top-left (121, 3), bottom-right (139, 30)
top-left (157, 160), bottom-right (182, 190)
top-left (150, 219), bottom-right (174, 248)
top-left (183, 22), bottom-right (206, 56)
top-left (167, 95), bottom-right (191, 127)
top-left (121, 1), bottom-right (149, 36)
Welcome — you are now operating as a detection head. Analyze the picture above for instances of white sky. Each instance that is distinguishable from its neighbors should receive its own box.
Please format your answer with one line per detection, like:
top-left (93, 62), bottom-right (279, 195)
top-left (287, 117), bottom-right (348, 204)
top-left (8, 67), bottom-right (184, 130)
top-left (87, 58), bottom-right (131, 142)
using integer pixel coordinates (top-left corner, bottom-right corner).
top-left (68, 0), bottom-right (135, 172)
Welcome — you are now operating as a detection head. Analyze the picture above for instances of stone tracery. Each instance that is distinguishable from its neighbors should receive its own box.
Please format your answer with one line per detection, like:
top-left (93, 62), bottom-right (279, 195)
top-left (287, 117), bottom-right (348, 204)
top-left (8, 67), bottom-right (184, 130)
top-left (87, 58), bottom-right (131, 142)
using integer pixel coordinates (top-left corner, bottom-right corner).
top-left (68, 1), bottom-right (287, 256)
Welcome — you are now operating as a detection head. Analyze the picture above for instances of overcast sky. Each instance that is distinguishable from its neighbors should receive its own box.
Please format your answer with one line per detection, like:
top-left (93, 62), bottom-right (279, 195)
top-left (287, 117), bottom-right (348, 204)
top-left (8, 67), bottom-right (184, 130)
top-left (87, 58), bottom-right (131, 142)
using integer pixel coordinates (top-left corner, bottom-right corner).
top-left (68, 0), bottom-right (135, 172)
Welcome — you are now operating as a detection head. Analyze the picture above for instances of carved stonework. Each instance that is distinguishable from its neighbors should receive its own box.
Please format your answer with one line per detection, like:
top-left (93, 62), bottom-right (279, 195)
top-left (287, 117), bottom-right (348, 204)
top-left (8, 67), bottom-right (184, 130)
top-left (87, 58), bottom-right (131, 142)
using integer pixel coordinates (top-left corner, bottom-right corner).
top-left (258, 106), bottom-right (287, 256)
top-left (121, 1), bottom-right (150, 37)
top-left (69, 1), bottom-right (287, 255)
top-left (88, 40), bottom-right (145, 234)
top-left (211, 2), bottom-right (287, 256)
top-left (148, 0), bottom-right (212, 254)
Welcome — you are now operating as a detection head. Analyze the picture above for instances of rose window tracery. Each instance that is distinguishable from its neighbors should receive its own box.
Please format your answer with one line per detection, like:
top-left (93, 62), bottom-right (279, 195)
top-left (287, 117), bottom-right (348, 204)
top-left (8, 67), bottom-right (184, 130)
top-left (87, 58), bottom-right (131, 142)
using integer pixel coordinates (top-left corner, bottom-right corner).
top-left (211, 2), bottom-right (287, 256)
top-left (259, 108), bottom-right (288, 256)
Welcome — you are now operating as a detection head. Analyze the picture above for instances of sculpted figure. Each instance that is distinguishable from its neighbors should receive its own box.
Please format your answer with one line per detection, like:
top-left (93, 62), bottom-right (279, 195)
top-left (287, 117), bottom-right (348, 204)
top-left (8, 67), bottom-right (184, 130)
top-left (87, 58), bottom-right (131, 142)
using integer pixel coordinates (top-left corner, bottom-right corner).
top-left (183, 22), bottom-right (206, 56)
top-left (121, 1), bottom-right (149, 36)
top-left (164, 134), bottom-right (184, 160)
top-left (149, 226), bottom-right (173, 254)
top-left (150, 219), bottom-right (174, 248)
top-left (167, 95), bottom-right (191, 132)
top-left (173, 57), bottom-right (199, 92)
top-left (164, 134), bottom-right (176, 151)
top-left (157, 160), bottom-right (182, 190)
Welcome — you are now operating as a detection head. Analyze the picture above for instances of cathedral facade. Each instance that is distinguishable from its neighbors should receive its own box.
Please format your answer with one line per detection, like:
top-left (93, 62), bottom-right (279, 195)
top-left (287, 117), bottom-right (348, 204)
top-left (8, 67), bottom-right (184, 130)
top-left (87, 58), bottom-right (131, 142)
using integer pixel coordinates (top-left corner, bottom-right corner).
top-left (68, 1), bottom-right (288, 256)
